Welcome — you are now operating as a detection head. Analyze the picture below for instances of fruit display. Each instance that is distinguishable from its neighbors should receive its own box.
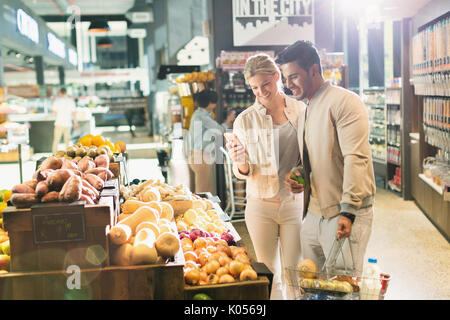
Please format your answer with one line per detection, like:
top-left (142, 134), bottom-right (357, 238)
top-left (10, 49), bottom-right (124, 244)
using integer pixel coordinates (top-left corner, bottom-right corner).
top-left (120, 179), bottom-right (193, 202)
top-left (53, 134), bottom-right (126, 163)
top-left (176, 206), bottom-right (229, 235)
top-left (9, 155), bottom-right (114, 208)
top-left (181, 236), bottom-right (258, 286)
top-left (176, 71), bottom-right (215, 84)
top-left (0, 222), bottom-right (10, 273)
top-left (109, 199), bottom-right (182, 266)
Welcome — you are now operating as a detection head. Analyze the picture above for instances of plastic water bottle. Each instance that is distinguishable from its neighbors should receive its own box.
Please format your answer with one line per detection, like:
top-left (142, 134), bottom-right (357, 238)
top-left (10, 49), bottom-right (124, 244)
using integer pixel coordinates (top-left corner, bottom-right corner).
top-left (360, 258), bottom-right (382, 300)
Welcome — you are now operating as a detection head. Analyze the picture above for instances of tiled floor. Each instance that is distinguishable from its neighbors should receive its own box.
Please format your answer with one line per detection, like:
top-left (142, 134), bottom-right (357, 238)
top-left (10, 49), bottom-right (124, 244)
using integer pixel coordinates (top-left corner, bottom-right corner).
top-left (1, 126), bottom-right (449, 300)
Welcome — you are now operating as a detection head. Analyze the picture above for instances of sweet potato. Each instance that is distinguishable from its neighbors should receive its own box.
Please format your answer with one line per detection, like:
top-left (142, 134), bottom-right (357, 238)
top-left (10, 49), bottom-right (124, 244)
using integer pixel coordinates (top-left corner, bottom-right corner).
top-left (81, 179), bottom-right (99, 199)
top-left (94, 154), bottom-right (110, 169)
top-left (23, 179), bottom-right (38, 190)
top-left (59, 175), bottom-right (82, 202)
top-left (61, 158), bottom-right (79, 170)
top-left (79, 194), bottom-right (95, 205)
top-left (33, 169), bottom-right (55, 182)
top-left (39, 156), bottom-right (63, 170)
top-left (85, 167), bottom-right (114, 178)
top-left (82, 184), bottom-right (97, 200)
top-left (35, 181), bottom-right (49, 197)
top-left (12, 183), bottom-right (35, 194)
top-left (78, 156), bottom-right (96, 172)
top-left (47, 169), bottom-right (74, 191)
top-left (83, 173), bottom-right (105, 190)
top-left (41, 191), bottom-right (59, 203)
top-left (11, 193), bottom-right (40, 208)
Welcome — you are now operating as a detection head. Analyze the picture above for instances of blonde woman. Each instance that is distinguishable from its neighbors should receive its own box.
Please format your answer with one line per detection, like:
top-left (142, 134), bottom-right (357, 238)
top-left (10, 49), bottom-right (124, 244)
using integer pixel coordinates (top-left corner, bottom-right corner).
top-left (225, 54), bottom-right (306, 300)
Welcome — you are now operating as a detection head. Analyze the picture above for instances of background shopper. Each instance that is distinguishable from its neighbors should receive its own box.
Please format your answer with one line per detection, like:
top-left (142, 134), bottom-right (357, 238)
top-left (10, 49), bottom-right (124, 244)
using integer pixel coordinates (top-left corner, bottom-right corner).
top-left (277, 41), bottom-right (376, 275)
top-left (187, 89), bottom-right (224, 195)
top-left (225, 54), bottom-right (306, 300)
top-left (51, 87), bottom-right (78, 154)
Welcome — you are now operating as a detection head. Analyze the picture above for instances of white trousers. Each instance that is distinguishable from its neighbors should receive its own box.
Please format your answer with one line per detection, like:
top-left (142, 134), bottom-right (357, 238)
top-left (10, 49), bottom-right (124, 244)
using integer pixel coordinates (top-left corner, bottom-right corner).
top-left (300, 206), bottom-right (373, 276)
top-left (245, 195), bottom-right (303, 300)
top-left (52, 125), bottom-right (71, 154)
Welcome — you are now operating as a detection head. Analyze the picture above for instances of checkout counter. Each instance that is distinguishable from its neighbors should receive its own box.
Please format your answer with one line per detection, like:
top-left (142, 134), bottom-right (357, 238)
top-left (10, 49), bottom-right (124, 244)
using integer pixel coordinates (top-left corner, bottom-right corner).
top-left (7, 108), bottom-right (96, 153)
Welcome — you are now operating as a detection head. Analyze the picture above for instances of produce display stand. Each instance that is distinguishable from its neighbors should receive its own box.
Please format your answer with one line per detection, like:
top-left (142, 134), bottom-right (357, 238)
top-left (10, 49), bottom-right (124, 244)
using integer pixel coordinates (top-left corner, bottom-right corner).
top-left (0, 158), bottom-right (271, 300)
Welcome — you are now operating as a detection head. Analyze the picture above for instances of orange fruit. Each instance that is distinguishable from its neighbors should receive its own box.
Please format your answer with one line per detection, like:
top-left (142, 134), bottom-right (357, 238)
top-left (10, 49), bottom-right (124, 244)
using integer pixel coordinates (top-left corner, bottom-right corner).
top-left (115, 141), bottom-right (126, 153)
top-left (193, 238), bottom-right (207, 250)
top-left (79, 135), bottom-right (92, 147)
top-left (184, 251), bottom-right (199, 263)
top-left (92, 135), bottom-right (106, 147)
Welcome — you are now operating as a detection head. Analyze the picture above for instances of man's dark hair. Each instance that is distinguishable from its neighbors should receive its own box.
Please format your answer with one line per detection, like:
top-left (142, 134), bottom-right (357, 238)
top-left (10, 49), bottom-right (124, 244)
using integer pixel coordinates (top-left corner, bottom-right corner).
top-left (60, 87), bottom-right (67, 95)
top-left (275, 40), bottom-right (322, 74)
top-left (196, 89), bottom-right (218, 108)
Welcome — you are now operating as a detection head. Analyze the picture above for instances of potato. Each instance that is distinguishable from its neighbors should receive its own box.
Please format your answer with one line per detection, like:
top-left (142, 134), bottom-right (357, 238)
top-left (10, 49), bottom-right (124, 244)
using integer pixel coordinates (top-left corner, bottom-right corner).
top-left (12, 183), bottom-right (35, 194)
top-left (35, 181), bottom-right (49, 197)
top-left (59, 175), bottom-right (82, 202)
top-left (47, 169), bottom-right (74, 191)
top-left (87, 148), bottom-right (98, 158)
top-left (41, 191), bottom-right (59, 203)
top-left (65, 146), bottom-right (77, 157)
top-left (23, 179), bottom-right (38, 190)
top-left (11, 193), bottom-right (40, 208)
top-left (83, 173), bottom-right (104, 190)
top-left (75, 147), bottom-right (87, 157)
top-left (55, 150), bottom-right (66, 158)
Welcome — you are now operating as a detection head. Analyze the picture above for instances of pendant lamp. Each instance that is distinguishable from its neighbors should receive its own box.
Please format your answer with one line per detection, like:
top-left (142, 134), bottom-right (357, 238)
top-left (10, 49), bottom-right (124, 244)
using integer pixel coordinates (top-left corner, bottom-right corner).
top-left (97, 37), bottom-right (114, 48)
top-left (88, 19), bottom-right (111, 33)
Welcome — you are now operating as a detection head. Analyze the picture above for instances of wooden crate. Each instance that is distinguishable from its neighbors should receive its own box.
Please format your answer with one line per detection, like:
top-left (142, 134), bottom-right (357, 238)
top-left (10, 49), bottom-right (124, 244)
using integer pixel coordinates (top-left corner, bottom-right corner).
top-left (0, 264), bottom-right (184, 300)
top-left (3, 202), bottom-right (113, 272)
top-left (184, 277), bottom-right (270, 300)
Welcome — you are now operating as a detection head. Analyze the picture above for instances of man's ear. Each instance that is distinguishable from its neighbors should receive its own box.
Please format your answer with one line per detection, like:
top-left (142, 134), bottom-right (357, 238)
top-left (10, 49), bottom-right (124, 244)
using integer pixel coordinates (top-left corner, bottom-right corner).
top-left (309, 64), bottom-right (319, 77)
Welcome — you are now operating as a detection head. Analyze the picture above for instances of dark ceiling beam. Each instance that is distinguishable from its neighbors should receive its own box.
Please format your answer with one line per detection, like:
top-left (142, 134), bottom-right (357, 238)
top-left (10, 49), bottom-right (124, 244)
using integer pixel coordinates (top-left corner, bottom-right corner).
top-left (41, 15), bottom-right (128, 22)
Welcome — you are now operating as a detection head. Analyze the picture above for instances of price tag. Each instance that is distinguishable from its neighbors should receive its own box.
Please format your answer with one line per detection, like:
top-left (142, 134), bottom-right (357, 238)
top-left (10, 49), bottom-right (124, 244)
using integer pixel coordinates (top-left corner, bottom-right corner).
top-left (32, 202), bottom-right (86, 244)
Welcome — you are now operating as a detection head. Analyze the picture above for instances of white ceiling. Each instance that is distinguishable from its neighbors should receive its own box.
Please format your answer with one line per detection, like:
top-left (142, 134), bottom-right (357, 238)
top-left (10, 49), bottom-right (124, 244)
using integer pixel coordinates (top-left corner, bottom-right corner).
top-left (21, 0), bottom-right (136, 16)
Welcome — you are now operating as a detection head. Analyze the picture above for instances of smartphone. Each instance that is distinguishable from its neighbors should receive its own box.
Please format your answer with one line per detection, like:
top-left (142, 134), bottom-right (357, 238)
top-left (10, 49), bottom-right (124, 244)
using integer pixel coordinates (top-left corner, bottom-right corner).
top-left (223, 132), bottom-right (236, 144)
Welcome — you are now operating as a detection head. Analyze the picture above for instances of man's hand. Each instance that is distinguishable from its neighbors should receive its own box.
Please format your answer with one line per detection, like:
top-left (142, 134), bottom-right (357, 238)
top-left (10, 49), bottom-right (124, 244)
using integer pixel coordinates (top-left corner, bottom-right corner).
top-left (284, 170), bottom-right (304, 194)
top-left (336, 216), bottom-right (352, 239)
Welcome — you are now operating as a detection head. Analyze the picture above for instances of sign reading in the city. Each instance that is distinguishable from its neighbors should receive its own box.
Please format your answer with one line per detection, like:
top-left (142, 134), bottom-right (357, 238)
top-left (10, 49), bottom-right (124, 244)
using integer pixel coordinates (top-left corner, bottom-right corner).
top-left (16, 9), bottom-right (39, 44)
top-left (232, 0), bottom-right (315, 46)
top-left (47, 32), bottom-right (66, 59)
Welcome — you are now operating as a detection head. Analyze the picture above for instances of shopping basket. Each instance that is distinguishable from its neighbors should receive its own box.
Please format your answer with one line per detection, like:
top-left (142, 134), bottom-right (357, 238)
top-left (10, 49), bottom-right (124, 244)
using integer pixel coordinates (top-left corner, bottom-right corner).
top-left (286, 238), bottom-right (391, 300)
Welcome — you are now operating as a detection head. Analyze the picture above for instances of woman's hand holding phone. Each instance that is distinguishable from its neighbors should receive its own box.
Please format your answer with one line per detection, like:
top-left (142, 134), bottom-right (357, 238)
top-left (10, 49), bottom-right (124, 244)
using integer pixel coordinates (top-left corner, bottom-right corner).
top-left (224, 132), bottom-right (249, 175)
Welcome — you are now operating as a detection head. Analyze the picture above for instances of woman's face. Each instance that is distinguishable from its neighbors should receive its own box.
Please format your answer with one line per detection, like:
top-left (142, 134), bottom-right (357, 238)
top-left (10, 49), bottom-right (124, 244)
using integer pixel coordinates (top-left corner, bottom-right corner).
top-left (247, 73), bottom-right (280, 106)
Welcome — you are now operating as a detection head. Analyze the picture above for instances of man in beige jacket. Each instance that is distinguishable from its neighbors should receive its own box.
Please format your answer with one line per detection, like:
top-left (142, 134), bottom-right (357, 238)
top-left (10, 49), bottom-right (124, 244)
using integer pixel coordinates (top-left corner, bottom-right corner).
top-left (277, 41), bottom-right (376, 275)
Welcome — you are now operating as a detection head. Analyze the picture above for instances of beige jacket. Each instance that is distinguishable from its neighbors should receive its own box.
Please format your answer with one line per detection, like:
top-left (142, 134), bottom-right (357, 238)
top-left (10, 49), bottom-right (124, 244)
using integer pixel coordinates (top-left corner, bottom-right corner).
top-left (232, 95), bottom-right (306, 199)
top-left (298, 81), bottom-right (376, 218)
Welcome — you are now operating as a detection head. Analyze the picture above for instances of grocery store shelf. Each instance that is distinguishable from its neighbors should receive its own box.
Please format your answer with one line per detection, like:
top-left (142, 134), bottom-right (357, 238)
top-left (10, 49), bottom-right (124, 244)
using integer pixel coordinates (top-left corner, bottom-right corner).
top-left (419, 173), bottom-right (443, 195)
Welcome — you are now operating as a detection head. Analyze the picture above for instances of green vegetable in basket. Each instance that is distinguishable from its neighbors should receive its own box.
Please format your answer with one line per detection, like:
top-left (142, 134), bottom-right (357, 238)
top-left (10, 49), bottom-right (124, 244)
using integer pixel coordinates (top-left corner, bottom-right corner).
top-left (193, 293), bottom-right (213, 300)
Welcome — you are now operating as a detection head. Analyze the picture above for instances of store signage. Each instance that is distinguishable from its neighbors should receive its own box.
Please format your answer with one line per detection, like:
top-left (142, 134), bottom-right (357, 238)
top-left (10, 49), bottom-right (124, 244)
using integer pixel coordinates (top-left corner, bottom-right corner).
top-left (16, 9), bottom-right (39, 44)
top-left (232, 0), bottom-right (315, 46)
top-left (68, 48), bottom-right (78, 66)
top-left (47, 32), bottom-right (66, 59)
top-left (31, 202), bottom-right (86, 244)
top-left (127, 28), bottom-right (147, 38)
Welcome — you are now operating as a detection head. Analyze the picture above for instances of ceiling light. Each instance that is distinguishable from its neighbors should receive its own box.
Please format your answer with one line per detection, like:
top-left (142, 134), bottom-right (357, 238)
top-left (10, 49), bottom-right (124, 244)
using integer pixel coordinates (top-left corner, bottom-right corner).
top-left (88, 19), bottom-right (111, 33)
top-left (97, 37), bottom-right (114, 48)
top-left (126, 0), bottom-right (154, 23)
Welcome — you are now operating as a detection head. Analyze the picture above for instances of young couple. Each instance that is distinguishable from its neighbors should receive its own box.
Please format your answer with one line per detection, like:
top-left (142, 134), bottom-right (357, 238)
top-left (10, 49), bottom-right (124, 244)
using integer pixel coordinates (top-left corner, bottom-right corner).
top-left (225, 41), bottom-right (376, 300)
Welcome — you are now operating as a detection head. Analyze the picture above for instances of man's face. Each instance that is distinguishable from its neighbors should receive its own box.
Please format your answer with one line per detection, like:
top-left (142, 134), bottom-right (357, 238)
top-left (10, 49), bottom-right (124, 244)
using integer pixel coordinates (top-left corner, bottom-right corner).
top-left (280, 61), bottom-right (313, 101)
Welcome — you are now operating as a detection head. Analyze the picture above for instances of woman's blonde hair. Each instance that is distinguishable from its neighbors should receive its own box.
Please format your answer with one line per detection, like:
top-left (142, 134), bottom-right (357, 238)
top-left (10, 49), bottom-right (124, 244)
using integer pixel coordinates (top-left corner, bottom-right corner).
top-left (243, 53), bottom-right (281, 82)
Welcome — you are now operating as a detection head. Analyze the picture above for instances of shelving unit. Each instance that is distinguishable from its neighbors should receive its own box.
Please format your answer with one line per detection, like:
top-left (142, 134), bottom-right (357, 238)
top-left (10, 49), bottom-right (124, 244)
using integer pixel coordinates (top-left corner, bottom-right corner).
top-left (409, 10), bottom-right (450, 240)
top-left (363, 88), bottom-right (387, 188)
top-left (386, 87), bottom-right (403, 195)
